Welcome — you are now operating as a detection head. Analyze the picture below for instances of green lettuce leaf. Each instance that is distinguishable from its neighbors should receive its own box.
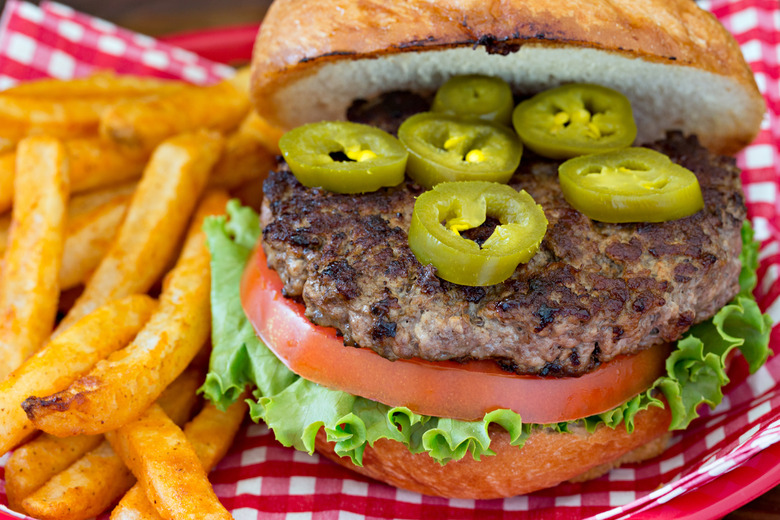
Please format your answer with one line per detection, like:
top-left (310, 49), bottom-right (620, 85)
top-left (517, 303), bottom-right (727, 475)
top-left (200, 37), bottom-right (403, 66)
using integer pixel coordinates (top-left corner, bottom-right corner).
top-left (203, 202), bottom-right (772, 465)
top-left (200, 200), bottom-right (296, 410)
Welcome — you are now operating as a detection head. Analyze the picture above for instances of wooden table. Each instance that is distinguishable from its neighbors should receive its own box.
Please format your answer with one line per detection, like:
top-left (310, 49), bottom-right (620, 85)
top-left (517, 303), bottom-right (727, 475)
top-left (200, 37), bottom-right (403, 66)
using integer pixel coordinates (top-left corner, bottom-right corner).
top-left (27, 1), bottom-right (779, 518)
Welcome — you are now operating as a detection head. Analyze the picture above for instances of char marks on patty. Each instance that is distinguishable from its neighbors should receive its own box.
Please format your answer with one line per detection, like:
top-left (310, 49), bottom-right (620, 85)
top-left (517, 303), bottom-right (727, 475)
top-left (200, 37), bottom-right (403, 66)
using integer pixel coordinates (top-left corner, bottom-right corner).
top-left (261, 125), bottom-right (745, 376)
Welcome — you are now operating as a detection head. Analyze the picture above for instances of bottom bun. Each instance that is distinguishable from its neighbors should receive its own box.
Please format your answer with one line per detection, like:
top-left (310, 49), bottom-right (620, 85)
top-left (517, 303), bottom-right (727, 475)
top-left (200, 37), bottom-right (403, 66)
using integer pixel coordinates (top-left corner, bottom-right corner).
top-left (315, 404), bottom-right (672, 499)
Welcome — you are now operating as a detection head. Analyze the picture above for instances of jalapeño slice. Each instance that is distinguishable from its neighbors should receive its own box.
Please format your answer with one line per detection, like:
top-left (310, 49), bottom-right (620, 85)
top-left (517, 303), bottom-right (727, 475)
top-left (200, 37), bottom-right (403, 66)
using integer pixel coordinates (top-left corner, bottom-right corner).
top-left (279, 121), bottom-right (408, 194)
top-left (408, 181), bottom-right (548, 286)
top-left (398, 113), bottom-right (522, 188)
top-left (513, 83), bottom-right (637, 159)
top-left (432, 75), bottom-right (514, 125)
top-left (558, 147), bottom-right (704, 223)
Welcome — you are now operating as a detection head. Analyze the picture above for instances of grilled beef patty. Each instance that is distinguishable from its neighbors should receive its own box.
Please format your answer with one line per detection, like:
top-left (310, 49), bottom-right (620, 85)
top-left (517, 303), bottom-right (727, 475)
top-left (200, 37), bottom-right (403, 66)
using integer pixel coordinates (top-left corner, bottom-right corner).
top-left (261, 100), bottom-right (746, 377)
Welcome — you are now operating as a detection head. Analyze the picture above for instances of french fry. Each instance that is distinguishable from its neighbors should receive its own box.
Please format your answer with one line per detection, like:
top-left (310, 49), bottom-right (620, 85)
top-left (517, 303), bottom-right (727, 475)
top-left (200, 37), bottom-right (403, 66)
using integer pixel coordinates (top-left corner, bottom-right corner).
top-left (0, 96), bottom-right (116, 142)
top-left (2, 182), bottom-right (133, 245)
top-left (208, 111), bottom-right (277, 190)
top-left (60, 192), bottom-right (132, 290)
top-left (20, 369), bottom-right (203, 520)
top-left (105, 404), bottom-right (233, 520)
top-left (101, 79), bottom-right (250, 151)
top-left (54, 131), bottom-right (223, 334)
top-left (181, 397), bottom-right (248, 473)
top-left (0, 137), bottom-right (69, 380)
top-left (2, 72), bottom-right (186, 98)
top-left (111, 396), bottom-right (248, 520)
top-left (21, 441), bottom-right (137, 520)
top-left (244, 110), bottom-right (284, 155)
top-left (26, 191), bottom-right (229, 436)
top-left (154, 368), bottom-right (206, 427)
top-left (4, 433), bottom-right (103, 512)
top-left (0, 152), bottom-right (12, 214)
top-left (0, 295), bottom-right (157, 457)
top-left (0, 138), bottom-right (149, 217)
top-left (0, 137), bottom-right (15, 154)
top-left (0, 73), bottom-right (189, 143)
top-left (66, 137), bottom-right (149, 193)
top-left (0, 213), bottom-right (8, 252)
top-left (1, 185), bottom-right (132, 288)
top-left (110, 486), bottom-right (162, 520)
top-left (229, 66), bottom-right (251, 95)
top-left (66, 181), bottom-right (137, 219)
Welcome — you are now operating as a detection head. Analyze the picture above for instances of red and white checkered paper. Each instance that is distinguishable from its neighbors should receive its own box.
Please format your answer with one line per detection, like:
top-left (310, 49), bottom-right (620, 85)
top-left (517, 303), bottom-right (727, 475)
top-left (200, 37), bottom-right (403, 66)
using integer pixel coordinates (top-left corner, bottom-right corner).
top-left (0, 0), bottom-right (779, 518)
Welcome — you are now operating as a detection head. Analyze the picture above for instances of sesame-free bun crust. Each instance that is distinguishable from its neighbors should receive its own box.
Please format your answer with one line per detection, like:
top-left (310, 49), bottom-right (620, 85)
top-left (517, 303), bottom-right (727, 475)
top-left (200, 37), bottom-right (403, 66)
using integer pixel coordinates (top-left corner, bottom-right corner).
top-left (251, 0), bottom-right (764, 155)
top-left (314, 404), bottom-right (671, 499)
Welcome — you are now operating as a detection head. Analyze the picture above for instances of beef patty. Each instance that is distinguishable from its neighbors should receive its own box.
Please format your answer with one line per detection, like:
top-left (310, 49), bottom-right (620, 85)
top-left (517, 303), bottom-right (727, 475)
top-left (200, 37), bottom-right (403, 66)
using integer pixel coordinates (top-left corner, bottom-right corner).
top-left (261, 104), bottom-right (746, 377)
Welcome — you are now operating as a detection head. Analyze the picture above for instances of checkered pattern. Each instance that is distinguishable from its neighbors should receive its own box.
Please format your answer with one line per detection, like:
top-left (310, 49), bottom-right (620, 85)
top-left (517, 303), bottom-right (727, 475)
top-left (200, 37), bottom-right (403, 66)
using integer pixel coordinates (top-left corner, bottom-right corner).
top-left (0, 0), bottom-right (235, 89)
top-left (0, 0), bottom-right (780, 518)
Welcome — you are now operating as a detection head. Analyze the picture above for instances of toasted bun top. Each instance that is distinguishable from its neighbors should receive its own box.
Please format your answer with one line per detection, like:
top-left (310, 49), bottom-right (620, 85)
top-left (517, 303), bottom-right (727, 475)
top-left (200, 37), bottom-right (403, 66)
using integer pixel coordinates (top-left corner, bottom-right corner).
top-left (251, 0), bottom-right (764, 155)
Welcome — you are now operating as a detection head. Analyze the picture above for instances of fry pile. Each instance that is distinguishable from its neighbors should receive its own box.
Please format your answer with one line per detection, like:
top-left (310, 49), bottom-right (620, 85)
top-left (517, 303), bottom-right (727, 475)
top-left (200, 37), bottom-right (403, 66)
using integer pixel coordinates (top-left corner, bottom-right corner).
top-left (0, 69), bottom-right (277, 520)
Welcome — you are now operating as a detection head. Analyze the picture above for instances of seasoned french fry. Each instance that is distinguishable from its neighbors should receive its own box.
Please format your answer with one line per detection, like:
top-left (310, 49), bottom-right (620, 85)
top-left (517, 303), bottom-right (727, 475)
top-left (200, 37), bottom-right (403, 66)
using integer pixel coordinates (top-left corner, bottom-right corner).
top-left (0, 152), bottom-right (12, 214)
top-left (0, 295), bottom-right (157, 456)
top-left (208, 111), bottom-right (277, 190)
top-left (150, 368), bottom-right (205, 429)
top-left (1, 185), bottom-right (132, 287)
top-left (105, 404), bottom-right (233, 520)
top-left (0, 137), bottom-right (69, 380)
top-left (181, 397), bottom-right (248, 472)
top-left (0, 213), bottom-right (8, 252)
top-left (60, 192), bottom-right (132, 290)
top-left (21, 441), bottom-right (136, 520)
top-left (54, 131), bottom-right (223, 334)
top-left (101, 79), bottom-right (250, 151)
top-left (5, 433), bottom-right (103, 512)
top-left (0, 138), bottom-right (149, 217)
top-left (66, 181), bottom-right (137, 219)
top-left (0, 73), bottom-right (189, 143)
top-left (2, 72), bottom-right (186, 98)
top-left (0, 97), bottom-right (115, 141)
top-left (20, 369), bottom-right (203, 520)
top-left (244, 110), bottom-right (284, 155)
top-left (229, 66), bottom-right (251, 94)
top-left (27, 191), bottom-right (229, 436)
top-left (111, 396), bottom-right (248, 520)
top-left (0, 137), bottom-right (15, 155)
top-left (66, 137), bottom-right (149, 193)
top-left (110, 486), bottom-right (161, 520)
top-left (1, 182), bottom-right (135, 257)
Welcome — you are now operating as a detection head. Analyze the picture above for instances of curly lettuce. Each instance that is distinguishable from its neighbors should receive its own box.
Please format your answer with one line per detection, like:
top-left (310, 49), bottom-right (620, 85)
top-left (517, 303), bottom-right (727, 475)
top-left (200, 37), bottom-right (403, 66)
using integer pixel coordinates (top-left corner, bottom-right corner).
top-left (202, 202), bottom-right (772, 465)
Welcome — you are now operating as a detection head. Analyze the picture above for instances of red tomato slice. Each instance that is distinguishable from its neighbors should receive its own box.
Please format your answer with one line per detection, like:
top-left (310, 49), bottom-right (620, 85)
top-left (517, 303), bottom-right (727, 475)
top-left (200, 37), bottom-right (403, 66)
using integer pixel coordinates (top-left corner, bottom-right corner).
top-left (241, 245), bottom-right (670, 423)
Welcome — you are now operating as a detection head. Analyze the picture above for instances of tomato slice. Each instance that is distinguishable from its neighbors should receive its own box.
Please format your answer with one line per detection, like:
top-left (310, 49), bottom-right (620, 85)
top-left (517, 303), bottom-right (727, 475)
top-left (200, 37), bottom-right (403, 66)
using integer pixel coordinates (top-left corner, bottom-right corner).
top-left (241, 245), bottom-right (671, 423)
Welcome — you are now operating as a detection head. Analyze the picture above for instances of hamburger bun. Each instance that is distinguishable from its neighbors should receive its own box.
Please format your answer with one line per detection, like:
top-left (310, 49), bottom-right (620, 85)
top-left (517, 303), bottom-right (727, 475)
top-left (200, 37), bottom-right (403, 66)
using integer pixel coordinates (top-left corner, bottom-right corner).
top-left (251, 0), bottom-right (764, 155)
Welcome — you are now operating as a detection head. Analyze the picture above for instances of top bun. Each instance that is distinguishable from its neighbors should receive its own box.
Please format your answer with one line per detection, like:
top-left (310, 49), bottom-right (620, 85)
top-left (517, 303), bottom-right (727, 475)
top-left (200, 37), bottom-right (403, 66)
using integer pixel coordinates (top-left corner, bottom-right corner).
top-left (251, 0), bottom-right (765, 155)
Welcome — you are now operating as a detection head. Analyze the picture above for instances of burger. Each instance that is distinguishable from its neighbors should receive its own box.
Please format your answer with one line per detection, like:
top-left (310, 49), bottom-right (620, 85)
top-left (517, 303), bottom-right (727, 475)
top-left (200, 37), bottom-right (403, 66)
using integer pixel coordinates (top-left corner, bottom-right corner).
top-left (201, 0), bottom-right (773, 498)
